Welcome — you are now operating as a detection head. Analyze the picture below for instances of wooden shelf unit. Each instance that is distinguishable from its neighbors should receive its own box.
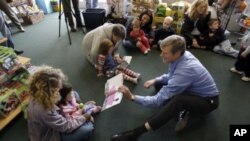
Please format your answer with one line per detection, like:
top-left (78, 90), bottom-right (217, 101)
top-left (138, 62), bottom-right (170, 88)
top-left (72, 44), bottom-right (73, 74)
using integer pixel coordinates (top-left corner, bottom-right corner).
top-left (0, 55), bottom-right (31, 131)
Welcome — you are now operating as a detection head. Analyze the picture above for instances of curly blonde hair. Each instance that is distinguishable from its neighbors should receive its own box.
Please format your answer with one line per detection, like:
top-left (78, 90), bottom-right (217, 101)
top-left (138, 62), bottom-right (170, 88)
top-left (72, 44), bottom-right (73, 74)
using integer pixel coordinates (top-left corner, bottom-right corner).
top-left (188, 0), bottom-right (208, 20)
top-left (29, 65), bottom-right (66, 111)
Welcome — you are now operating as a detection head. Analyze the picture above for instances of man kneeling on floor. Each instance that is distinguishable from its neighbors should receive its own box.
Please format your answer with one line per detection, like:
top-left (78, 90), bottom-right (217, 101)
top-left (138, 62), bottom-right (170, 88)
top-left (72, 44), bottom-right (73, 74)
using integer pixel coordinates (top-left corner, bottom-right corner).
top-left (111, 35), bottom-right (219, 141)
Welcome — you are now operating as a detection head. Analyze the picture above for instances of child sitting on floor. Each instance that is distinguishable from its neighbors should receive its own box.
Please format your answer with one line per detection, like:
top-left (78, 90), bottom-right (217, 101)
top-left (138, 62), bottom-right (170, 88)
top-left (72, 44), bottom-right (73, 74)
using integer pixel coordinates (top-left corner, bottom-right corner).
top-left (58, 82), bottom-right (102, 118)
top-left (199, 18), bottom-right (239, 58)
top-left (152, 16), bottom-right (175, 50)
top-left (230, 33), bottom-right (250, 82)
top-left (129, 18), bottom-right (151, 54)
top-left (97, 38), bottom-right (141, 84)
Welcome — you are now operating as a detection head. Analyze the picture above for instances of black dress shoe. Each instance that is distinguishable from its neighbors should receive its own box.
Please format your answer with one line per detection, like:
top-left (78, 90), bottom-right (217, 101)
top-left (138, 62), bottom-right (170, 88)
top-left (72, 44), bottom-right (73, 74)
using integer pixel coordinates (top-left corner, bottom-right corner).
top-left (14, 49), bottom-right (24, 55)
top-left (110, 130), bottom-right (137, 141)
top-left (77, 24), bottom-right (84, 28)
top-left (175, 112), bottom-right (190, 133)
top-left (70, 28), bottom-right (77, 32)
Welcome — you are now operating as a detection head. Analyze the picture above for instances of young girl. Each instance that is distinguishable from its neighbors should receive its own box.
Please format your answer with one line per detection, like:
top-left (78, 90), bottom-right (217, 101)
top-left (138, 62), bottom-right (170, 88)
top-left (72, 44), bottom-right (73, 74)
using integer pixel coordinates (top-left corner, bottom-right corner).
top-left (58, 82), bottom-right (102, 118)
top-left (230, 33), bottom-right (250, 82)
top-left (129, 19), bottom-right (151, 54)
top-left (97, 39), bottom-right (141, 84)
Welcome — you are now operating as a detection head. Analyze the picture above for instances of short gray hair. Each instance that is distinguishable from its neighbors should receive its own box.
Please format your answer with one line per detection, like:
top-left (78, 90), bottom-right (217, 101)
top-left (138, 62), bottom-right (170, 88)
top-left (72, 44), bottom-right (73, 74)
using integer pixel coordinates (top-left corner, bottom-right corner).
top-left (112, 24), bottom-right (126, 39)
top-left (160, 35), bottom-right (186, 55)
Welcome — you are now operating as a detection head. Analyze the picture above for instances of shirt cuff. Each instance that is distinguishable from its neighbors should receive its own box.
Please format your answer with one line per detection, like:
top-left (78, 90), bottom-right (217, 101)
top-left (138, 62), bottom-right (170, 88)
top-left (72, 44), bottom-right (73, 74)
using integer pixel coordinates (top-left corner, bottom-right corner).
top-left (133, 95), bottom-right (145, 105)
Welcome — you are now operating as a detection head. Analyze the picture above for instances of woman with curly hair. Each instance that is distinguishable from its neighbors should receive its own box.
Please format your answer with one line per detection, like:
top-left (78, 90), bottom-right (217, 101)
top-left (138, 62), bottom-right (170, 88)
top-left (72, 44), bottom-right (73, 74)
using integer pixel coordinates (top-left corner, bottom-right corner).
top-left (27, 65), bottom-right (94, 141)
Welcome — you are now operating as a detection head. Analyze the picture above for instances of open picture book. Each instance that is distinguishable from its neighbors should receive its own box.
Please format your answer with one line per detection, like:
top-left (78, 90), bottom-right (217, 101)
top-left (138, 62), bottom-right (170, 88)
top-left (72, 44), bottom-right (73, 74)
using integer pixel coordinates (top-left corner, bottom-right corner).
top-left (102, 73), bottom-right (123, 111)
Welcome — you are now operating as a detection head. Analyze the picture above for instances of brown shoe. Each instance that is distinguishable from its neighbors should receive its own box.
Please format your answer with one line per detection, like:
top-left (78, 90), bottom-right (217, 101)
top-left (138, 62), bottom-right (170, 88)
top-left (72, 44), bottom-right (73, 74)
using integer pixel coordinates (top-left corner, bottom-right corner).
top-left (175, 112), bottom-right (190, 133)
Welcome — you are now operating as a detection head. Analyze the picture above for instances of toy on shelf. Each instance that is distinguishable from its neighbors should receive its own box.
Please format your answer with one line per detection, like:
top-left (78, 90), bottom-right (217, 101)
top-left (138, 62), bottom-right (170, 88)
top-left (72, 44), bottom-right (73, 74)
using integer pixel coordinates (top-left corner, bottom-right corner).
top-left (7, 0), bottom-right (44, 25)
top-left (132, 0), bottom-right (159, 15)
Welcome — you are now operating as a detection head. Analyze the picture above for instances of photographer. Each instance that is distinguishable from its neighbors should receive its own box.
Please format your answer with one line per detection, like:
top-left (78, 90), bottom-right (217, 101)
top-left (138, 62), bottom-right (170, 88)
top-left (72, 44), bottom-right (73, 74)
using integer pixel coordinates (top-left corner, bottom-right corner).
top-left (61, 0), bottom-right (83, 32)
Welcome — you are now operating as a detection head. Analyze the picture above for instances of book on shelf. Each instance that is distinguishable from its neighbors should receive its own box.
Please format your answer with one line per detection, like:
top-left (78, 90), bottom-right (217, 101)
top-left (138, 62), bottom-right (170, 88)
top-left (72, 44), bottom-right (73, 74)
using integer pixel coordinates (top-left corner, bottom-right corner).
top-left (102, 73), bottom-right (123, 111)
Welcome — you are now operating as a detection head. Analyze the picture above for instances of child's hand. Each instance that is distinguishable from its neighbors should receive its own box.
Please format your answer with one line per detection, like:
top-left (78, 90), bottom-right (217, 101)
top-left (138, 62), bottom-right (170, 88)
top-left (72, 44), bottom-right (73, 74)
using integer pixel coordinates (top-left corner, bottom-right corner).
top-left (97, 73), bottom-right (104, 78)
top-left (136, 41), bottom-right (141, 47)
top-left (83, 113), bottom-right (92, 121)
top-left (137, 37), bottom-right (141, 41)
top-left (192, 39), bottom-right (199, 48)
top-left (241, 50), bottom-right (248, 58)
top-left (209, 33), bottom-right (214, 37)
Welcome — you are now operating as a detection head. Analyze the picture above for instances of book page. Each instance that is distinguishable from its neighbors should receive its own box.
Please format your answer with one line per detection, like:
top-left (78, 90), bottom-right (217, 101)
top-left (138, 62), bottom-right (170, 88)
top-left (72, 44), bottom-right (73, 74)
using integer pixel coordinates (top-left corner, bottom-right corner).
top-left (123, 56), bottom-right (132, 65)
top-left (102, 73), bottom-right (123, 110)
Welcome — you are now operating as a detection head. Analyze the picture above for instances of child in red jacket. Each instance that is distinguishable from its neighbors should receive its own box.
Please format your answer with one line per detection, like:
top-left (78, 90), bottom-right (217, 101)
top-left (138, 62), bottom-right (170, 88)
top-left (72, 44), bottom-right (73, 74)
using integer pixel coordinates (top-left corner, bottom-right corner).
top-left (129, 19), bottom-right (151, 54)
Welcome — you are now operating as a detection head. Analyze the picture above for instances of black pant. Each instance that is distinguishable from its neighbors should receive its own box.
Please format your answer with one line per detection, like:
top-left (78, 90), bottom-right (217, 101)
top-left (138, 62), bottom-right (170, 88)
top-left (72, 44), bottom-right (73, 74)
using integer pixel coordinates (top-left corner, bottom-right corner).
top-left (62, 0), bottom-right (82, 28)
top-left (235, 48), bottom-right (250, 77)
top-left (148, 82), bottom-right (219, 130)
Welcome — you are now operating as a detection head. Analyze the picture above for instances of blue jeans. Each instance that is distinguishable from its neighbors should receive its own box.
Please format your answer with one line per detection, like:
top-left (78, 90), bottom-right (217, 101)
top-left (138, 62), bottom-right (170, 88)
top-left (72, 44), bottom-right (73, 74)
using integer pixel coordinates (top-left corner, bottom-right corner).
top-left (0, 11), bottom-right (14, 48)
top-left (61, 122), bottom-right (94, 141)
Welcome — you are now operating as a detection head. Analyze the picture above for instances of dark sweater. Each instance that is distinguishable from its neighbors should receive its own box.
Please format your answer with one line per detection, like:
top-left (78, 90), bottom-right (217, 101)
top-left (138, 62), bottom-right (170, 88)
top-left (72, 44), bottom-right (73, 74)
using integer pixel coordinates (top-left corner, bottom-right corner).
top-left (153, 27), bottom-right (175, 45)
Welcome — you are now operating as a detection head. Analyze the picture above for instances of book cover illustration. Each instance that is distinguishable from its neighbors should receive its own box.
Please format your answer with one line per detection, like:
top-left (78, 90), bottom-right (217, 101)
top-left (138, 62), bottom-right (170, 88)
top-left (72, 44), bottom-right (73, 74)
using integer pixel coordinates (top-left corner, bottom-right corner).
top-left (102, 73), bottom-right (123, 111)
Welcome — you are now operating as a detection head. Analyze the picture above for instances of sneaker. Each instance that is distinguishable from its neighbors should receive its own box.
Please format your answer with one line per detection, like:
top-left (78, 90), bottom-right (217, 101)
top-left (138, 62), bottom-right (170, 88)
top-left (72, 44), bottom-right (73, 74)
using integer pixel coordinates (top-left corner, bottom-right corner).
top-left (143, 50), bottom-right (148, 55)
top-left (230, 67), bottom-right (244, 75)
top-left (241, 76), bottom-right (250, 82)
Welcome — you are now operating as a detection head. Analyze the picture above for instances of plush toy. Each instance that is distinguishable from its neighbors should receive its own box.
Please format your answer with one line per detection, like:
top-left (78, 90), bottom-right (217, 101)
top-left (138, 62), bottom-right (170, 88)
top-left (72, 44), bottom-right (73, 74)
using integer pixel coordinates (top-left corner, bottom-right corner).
top-left (156, 3), bottom-right (169, 17)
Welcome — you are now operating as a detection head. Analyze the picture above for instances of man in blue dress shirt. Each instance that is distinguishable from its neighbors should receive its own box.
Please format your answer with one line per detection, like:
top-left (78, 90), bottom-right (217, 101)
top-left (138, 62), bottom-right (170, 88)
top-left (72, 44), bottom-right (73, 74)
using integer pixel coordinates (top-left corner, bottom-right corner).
top-left (111, 35), bottom-right (219, 141)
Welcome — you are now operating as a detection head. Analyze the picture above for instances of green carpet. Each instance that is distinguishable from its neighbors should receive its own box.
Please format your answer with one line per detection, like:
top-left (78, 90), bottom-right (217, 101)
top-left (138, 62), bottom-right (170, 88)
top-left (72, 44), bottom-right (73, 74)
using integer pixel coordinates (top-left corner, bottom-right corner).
top-left (0, 13), bottom-right (250, 141)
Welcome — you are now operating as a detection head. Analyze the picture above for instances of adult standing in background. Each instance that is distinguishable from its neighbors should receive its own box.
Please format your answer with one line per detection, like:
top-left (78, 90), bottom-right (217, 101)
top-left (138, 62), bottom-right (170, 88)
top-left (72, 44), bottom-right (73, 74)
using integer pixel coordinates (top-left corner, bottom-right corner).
top-left (111, 35), bottom-right (219, 141)
top-left (27, 65), bottom-right (94, 141)
top-left (0, 10), bottom-right (23, 54)
top-left (82, 23), bottom-right (126, 68)
top-left (0, 0), bottom-right (25, 32)
top-left (181, 0), bottom-right (213, 49)
top-left (86, 0), bottom-right (98, 9)
top-left (61, 0), bottom-right (83, 32)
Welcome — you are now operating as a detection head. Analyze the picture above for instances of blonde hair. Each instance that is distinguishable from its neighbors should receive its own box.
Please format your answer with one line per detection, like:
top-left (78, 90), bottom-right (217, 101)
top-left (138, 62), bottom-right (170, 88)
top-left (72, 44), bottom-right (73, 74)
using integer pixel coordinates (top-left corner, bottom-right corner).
top-left (29, 65), bottom-right (66, 111)
top-left (164, 16), bottom-right (173, 23)
top-left (188, 0), bottom-right (208, 20)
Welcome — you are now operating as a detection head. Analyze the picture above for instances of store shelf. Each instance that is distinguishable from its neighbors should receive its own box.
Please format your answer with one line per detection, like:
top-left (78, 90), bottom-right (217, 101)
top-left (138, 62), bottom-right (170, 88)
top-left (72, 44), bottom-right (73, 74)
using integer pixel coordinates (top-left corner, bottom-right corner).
top-left (0, 97), bottom-right (29, 131)
top-left (17, 56), bottom-right (31, 66)
top-left (0, 55), bottom-right (31, 131)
